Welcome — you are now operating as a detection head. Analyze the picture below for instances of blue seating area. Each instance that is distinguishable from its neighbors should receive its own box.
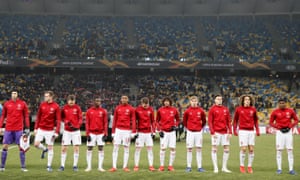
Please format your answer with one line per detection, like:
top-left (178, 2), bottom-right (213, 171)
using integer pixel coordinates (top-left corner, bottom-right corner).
top-left (0, 15), bottom-right (58, 59)
top-left (0, 15), bottom-right (299, 62)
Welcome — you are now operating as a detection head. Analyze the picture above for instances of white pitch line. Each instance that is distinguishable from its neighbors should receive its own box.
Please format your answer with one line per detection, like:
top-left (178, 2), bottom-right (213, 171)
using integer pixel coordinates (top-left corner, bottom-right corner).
top-left (0, 145), bottom-right (17, 152)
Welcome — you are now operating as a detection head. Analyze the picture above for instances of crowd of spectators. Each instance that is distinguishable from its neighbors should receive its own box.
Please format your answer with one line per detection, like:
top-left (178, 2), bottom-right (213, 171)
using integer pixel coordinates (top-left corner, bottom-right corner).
top-left (0, 15), bottom-right (299, 62)
top-left (1, 72), bottom-right (299, 126)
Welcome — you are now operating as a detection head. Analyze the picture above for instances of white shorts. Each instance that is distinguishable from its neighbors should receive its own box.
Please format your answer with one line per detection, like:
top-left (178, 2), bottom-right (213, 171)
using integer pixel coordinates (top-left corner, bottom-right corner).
top-left (186, 129), bottom-right (203, 148)
top-left (62, 130), bottom-right (82, 146)
top-left (160, 131), bottom-right (176, 149)
top-left (87, 133), bottom-right (105, 146)
top-left (276, 130), bottom-right (293, 150)
top-left (34, 128), bottom-right (55, 146)
top-left (114, 128), bottom-right (131, 146)
top-left (135, 132), bottom-right (153, 147)
top-left (238, 130), bottom-right (255, 147)
top-left (211, 133), bottom-right (230, 146)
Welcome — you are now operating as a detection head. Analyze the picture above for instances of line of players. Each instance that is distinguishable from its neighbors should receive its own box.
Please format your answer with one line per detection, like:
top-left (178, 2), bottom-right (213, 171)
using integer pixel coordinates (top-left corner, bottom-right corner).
top-left (0, 90), bottom-right (298, 175)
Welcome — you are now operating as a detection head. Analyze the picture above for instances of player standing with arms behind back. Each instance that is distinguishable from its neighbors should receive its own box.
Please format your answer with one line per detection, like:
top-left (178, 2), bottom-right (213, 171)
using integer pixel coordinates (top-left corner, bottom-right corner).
top-left (133, 97), bottom-right (156, 172)
top-left (233, 94), bottom-right (259, 174)
top-left (208, 95), bottom-right (232, 173)
top-left (59, 95), bottom-right (82, 172)
top-left (0, 90), bottom-right (30, 172)
top-left (85, 97), bottom-right (108, 172)
top-left (34, 91), bottom-right (61, 172)
top-left (183, 96), bottom-right (206, 173)
top-left (269, 98), bottom-right (298, 175)
top-left (156, 97), bottom-right (180, 172)
top-left (109, 95), bottom-right (136, 172)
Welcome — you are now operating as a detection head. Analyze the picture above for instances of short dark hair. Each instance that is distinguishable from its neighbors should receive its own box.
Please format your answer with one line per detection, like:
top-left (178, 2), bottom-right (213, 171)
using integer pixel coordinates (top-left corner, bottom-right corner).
top-left (141, 97), bottom-right (149, 104)
top-left (214, 94), bottom-right (222, 99)
top-left (278, 97), bottom-right (287, 102)
top-left (162, 97), bottom-right (172, 106)
top-left (67, 94), bottom-right (76, 101)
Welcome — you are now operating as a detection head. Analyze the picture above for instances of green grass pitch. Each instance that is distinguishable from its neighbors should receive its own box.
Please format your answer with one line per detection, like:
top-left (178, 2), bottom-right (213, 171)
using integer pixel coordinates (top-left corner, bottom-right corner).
top-left (0, 134), bottom-right (299, 180)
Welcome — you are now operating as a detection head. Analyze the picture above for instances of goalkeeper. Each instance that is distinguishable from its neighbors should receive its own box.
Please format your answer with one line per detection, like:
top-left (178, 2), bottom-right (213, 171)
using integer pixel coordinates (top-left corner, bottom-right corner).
top-left (269, 98), bottom-right (299, 175)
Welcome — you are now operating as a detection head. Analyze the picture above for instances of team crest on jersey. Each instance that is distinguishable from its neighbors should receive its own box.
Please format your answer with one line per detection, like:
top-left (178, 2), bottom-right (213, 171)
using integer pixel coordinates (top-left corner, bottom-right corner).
top-left (197, 112), bottom-right (201, 118)
top-left (50, 107), bottom-right (55, 113)
top-left (147, 111), bottom-right (151, 116)
top-left (249, 110), bottom-right (253, 117)
top-left (73, 109), bottom-right (77, 114)
top-left (17, 104), bottom-right (22, 110)
top-left (223, 110), bottom-right (227, 115)
top-left (99, 111), bottom-right (103, 117)
top-left (286, 112), bottom-right (291, 118)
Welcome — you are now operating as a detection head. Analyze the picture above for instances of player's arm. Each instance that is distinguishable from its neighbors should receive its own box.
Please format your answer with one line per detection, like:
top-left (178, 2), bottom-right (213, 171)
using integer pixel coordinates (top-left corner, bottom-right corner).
top-left (254, 109), bottom-right (260, 136)
top-left (112, 107), bottom-right (118, 134)
top-left (85, 111), bottom-right (90, 136)
top-left (201, 109), bottom-right (206, 129)
top-left (104, 109), bottom-right (108, 136)
top-left (207, 108), bottom-right (215, 135)
top-left (77, 106), bottom-right (83, 128)
top-left (182, 110), bottom-right (188, 128)
top-left (34, 105), bottom-right (42, 131)
top-left (233, 108), bottom-right (239, 135)
top-left (174, 108), bottom-right (180, 127)
top-left (150, 108), bottom-right (155, 134)
top-left (156, 110), bottom-right (161, 132)
top-left (55, 105), bottom-right (61, 135)
top-left (269, 111), bottom-right (277, 129)
top-left (131, 107), bottom-right (137, 133)
top-left (226, 108), bottom-right (232, 134)
top-left (23, 102), bottom-right (30, 129)
top-left (0, 103), bottom-right (7, 128)
top-left (290, 110), bottom-right (299, 128)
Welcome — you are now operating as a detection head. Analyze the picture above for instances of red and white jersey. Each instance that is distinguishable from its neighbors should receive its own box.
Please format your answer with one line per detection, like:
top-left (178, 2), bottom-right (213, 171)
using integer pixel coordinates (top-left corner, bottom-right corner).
top-left (34, 101), bottom-right (61, 134)
top-left (233, 106), bottom-right (259, 132)
top-left (0, 99), bottom-right (29, 131)
top-left (270, 108), bottom-right (299, 129)
top-left (135, 105), bottom-right (155, 133)
top-left (85, 106), bottom-right (108, 136)
top-left (208, 105), bottom-right (232, 135)
top-left (156, 106), bottom-right (180, 132)
top-left (61, 104), bottom-right (82, 131)
top-left (183, 106), bottom-right (206, 132)
top-left (112, 104), bottom-right (136, 134)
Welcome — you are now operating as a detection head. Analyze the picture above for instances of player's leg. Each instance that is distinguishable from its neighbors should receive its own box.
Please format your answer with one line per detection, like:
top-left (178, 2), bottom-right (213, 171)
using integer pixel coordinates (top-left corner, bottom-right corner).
top-left (59, 131), bottom-right (70, 171)
top-left (34, 129), bottom-right (48, 159)
top-left (286, 132), bottom-right (295, 175)
top-left (238, 130), bottom-right (248, 173)
top-left (109, 129), bottom-right (121, 172)
top-left (0, 131), bottom-right (12, 171)
top-left (134, 134), bottom-right (142, 171)
top-left (45, 131), bottom-right (56, 172)
top-left (185, 130), bottom-right (193, 172)
top-left (159, 131), bottom-right (167, 171)
top-left (247, 131), bottom-right (255, 173)
top-left (85, 146), bottom-right (93, 171)
top-left (145, 133), bottom-right (155, 171)
top-left (211, 133), bottom-right (219, 173)
top-left (72, 131), bottom-right (81, 171)
top-left (122, 131), bottom-right (131, 171)
top-left (195, 131), bottom-right (204, 172)
top-left (98, 145), bottom-right (105, 172)
top-left (16, 131), bottom-right (27, 171)
top-left (221, 134), bottom-right (231, 173)
top-left (97, 134), bottom-right (105, 172)
top-left (168, 131), bottom-right (176, 171)
top-left (275, 130), bottom-right (283, 174)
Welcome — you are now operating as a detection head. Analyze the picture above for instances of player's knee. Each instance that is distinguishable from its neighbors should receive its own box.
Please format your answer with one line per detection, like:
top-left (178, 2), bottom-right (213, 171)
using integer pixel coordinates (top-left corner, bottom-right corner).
top-left (34, 142), bottom-right (39, 148)
top-left (87, 146), bottom-right (93, 151)
top-left (170, 148), bottom-right (176, 152)
top-left (98, 146), bottom-right (103, 151)
top-left (146, 146), bottom-right (152, 151)
top-left (136, 147), bottom-right (142, 151)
